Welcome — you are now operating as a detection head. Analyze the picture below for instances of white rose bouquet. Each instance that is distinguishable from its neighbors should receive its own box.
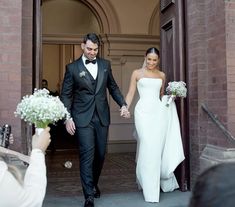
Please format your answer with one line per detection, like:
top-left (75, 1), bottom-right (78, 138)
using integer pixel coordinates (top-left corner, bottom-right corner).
top-left (166, 81), bottom-right (187, 107)
top-left (15, 88), bottom-right (70, 133)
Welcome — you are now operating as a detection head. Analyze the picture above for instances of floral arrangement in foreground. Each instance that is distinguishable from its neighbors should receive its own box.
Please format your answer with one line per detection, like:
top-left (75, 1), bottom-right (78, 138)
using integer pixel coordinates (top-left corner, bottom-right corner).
top-left (166, 81), bottom-right (187, 107)
top-left (15, 88), bottom-right (70, 130)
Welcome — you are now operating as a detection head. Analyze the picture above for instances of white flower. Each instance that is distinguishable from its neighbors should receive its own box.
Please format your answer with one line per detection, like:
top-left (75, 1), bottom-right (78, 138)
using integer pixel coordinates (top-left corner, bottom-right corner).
top-left (79, 71), bottom-right (86, 77)
top-left (166, 81), bottom-right (187, 107)
top-left (14, 88), bottom-right (71, 128)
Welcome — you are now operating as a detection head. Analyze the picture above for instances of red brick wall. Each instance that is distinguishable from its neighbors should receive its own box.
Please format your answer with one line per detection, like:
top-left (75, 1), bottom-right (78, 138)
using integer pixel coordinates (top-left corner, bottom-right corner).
top-left (186, 0), bottom-right (235, 185)
top-left (21, 0), bottom-right (33, 152)
top-left (0, 0), bottom-right (33, 153)
top-left (186, 0), bottom-right (207, 183)
top-left (0, 0), bottom-right (22, 150)
top-left (205, 0), bottom-right (229, 147)
top-left (226, 1), bottom-right (235, 135)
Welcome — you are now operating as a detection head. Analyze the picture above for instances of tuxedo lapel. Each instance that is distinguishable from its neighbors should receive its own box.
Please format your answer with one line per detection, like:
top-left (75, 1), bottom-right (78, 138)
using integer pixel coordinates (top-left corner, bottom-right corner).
top-left (95, 59), bottom-right (104, 94)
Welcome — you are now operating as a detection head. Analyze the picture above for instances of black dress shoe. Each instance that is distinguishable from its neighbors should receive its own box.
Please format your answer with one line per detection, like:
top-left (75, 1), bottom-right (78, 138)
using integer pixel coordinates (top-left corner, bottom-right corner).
top-left (94, 186), bottom-right (100, 198)
top-left (84, 196), bottom-right (94, 207)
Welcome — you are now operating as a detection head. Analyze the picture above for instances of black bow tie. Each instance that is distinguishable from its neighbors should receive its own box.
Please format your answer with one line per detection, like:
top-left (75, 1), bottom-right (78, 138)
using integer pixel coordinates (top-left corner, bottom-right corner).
top-left (85, 59), bottom-right (97, 64)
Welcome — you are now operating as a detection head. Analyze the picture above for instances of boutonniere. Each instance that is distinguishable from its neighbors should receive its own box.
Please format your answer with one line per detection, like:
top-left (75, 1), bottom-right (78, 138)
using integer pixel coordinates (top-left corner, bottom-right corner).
top-left (79, 71), bottom-right (86, 77)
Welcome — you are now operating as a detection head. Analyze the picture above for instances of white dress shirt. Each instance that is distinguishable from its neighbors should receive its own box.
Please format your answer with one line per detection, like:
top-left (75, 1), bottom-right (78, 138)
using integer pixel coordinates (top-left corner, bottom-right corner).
top-left (82, 55), bottom-right (98, 80)
top-left (0, 149), bottom-right (47, 207)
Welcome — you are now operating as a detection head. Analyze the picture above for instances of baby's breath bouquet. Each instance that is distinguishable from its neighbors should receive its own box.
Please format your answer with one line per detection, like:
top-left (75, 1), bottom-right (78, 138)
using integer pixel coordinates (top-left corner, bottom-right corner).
top-left (15, 88), bottom-right (70, 133)
top-left (166, 81), bottom-right (187, 107)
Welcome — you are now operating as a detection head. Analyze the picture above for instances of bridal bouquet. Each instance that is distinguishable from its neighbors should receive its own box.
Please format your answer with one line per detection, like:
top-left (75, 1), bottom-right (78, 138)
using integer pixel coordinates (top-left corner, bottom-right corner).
top-left (15, 88), bottom-right (70, 132)
top-left (166, 81), bottom-right (187, 107)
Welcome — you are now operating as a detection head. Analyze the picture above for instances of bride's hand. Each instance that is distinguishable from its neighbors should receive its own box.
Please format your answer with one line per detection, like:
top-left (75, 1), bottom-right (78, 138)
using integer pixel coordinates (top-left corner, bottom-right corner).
top-left (120, 106), bottom-right (131, 118)
top-left (123, 111), bottom-right (131, 118)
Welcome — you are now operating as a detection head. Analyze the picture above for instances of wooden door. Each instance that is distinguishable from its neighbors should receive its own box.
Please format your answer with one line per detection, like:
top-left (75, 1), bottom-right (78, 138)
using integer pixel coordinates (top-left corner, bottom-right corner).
top-left (160, 0), bottom-right (189, 191)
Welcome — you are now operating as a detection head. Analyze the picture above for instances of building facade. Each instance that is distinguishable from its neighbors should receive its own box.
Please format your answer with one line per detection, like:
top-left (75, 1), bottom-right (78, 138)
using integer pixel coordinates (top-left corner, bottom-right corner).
top-left (0, 0), bottom-right (235, 189)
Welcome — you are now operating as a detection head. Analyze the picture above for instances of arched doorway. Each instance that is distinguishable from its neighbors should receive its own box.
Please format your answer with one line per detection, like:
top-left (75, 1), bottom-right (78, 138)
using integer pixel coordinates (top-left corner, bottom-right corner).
top-left (35, 0), bottom-right (189, 195)
top-left (41, 0), bottom-right (121, 150)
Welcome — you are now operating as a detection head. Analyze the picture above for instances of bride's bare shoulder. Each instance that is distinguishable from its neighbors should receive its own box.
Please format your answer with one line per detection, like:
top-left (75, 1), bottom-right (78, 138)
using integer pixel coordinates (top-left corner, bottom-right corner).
top-left (159, 70), bottom-right (166, 79)
top-left (132, 68), bottom-right (143, 79)
top-left (133, 68), bottom-right (143, 75)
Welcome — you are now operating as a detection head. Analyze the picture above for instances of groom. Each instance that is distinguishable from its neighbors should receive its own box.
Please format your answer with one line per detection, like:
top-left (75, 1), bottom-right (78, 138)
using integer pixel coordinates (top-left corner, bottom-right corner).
top-left (60, 33), bottom-right (129, 207)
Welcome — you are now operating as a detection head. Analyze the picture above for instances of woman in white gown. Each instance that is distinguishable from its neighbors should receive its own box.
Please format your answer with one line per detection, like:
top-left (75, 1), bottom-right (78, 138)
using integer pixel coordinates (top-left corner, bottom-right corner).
top-left (125, 47), bottom-right (185, 203)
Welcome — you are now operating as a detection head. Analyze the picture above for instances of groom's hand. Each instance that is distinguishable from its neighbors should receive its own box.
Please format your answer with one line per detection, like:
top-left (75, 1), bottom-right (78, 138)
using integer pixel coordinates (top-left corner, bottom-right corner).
top-left (65, 119), bottom-right (76, 135)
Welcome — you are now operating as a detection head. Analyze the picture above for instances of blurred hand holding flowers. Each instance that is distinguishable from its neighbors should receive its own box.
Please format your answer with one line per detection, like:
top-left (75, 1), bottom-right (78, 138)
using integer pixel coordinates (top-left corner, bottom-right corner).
top-left (14, 88), bottom-right (71, 130)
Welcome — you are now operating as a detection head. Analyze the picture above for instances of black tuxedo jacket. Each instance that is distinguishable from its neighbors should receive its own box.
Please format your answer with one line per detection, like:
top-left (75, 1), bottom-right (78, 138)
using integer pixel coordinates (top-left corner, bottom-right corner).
top-left (60, 56), bottom-right (126, 127)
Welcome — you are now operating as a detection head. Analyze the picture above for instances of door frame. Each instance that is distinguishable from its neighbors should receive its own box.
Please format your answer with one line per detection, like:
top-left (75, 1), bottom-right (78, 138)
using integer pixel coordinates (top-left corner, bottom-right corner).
top-left (33, 0), bottom-right (190, 190)
top-left (160, 0), bottom-right (190, 191)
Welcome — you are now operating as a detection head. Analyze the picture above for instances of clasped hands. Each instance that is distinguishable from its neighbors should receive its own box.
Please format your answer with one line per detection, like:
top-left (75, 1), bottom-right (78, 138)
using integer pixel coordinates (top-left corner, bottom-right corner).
top-left (65, 106), bottom-right (130, 136)
top-left (120, 105), bottom-right (130, 118)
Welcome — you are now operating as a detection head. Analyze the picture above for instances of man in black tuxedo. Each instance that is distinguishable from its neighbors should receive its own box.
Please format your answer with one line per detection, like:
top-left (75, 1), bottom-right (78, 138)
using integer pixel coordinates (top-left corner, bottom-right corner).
top-left (60, 33), bottom-right (129, 207)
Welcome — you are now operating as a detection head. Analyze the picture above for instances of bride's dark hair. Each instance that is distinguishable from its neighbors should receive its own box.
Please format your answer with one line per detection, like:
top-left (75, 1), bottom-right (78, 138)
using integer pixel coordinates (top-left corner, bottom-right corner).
top-left (145, 47), bottom-right (160, 57)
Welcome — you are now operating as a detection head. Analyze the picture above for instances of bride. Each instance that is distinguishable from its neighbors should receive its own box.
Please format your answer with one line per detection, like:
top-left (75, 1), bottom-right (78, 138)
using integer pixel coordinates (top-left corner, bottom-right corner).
top-left (124, 47), bottom-right (185, 202)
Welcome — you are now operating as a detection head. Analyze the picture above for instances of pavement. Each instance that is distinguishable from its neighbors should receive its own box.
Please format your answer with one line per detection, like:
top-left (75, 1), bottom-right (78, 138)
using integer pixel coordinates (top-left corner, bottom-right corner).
top-left (43, 190), bottom-right (191, 207)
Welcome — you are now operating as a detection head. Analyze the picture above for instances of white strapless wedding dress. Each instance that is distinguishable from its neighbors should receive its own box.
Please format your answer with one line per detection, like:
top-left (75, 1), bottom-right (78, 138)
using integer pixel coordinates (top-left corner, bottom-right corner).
top-left (134, 78), bottom-right (185, 203)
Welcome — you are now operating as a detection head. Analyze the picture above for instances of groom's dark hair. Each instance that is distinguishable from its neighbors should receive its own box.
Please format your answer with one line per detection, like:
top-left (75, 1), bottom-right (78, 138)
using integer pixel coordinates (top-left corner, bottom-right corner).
top-left (83, 33), bottom-right (100, 46)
